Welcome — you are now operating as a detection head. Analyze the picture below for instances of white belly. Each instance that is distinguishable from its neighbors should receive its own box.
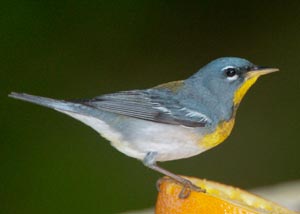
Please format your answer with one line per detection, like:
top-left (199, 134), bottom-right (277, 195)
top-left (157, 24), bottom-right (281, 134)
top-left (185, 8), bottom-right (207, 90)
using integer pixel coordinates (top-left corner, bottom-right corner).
top-left (57, 110), bottom-right (207, 162)
top-left (121, 120), bottom-right (207, 161)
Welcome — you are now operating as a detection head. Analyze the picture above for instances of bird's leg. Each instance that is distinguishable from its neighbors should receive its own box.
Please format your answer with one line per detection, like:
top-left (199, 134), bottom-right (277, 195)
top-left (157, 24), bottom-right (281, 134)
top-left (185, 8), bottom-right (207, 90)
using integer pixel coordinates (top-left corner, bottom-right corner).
top-left (143, 152), bottom-right (206, 199)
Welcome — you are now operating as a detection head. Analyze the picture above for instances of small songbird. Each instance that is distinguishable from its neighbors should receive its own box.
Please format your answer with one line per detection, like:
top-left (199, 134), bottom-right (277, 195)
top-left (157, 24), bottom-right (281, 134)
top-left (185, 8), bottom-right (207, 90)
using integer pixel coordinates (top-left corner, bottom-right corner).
top-left (9, 57), bottom-right (278, 198)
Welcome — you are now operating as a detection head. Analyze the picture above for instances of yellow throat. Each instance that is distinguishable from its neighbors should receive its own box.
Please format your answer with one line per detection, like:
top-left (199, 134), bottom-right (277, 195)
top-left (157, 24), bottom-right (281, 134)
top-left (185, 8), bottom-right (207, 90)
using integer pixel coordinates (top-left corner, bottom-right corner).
top-left (233, 76), bottom-right (259, 106)
top-left (200, 76), bottom-right (259, 149)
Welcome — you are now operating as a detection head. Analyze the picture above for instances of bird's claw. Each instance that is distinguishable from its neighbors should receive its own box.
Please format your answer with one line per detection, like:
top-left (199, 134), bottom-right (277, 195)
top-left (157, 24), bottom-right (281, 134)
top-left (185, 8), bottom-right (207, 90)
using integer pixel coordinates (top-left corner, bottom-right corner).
top-left (156, 177), bottom-right (206, 199)
top-left (179, 179), bottom-right (206, 199)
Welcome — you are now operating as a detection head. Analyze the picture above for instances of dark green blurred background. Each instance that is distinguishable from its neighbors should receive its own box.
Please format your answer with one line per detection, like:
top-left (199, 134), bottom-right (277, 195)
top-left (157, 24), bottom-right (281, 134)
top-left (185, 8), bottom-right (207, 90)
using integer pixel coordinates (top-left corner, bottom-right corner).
top-left (1, 1), bottom-right (300, 213)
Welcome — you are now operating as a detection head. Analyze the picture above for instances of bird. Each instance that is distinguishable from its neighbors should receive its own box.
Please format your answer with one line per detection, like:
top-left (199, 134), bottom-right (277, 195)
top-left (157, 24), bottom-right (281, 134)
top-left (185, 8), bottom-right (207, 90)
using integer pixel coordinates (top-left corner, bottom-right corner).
top-left (9, 57), bottom-right (278, 198)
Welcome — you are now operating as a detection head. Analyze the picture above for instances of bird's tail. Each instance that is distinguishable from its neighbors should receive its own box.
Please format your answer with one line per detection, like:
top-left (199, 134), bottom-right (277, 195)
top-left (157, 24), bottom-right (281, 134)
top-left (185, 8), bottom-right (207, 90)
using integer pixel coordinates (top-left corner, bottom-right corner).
top-left (8, 92), bottom-right (92, 116)
top-left (9, 92), bottom-right (115, 136)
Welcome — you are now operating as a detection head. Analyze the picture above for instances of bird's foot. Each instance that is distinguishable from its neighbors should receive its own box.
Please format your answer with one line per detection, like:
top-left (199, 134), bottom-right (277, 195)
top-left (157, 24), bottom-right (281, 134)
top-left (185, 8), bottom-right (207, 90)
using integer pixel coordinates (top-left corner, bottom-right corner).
top-left (156, 177), bottom-right (206, 199)
top-left (178, 179), bottom-right (206, 199)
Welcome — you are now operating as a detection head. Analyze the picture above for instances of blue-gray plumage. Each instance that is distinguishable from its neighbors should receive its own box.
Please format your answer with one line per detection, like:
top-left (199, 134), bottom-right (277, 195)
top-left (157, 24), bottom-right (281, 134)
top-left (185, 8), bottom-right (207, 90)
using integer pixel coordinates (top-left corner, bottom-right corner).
top-left (9, 57), bottom-right (278, 198)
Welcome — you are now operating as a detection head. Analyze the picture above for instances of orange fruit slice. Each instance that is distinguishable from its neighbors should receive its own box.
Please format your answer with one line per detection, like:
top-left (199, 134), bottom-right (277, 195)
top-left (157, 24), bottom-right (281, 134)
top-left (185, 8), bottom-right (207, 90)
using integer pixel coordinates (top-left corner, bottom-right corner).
top-left (156, 177), bottom-right (296, 214)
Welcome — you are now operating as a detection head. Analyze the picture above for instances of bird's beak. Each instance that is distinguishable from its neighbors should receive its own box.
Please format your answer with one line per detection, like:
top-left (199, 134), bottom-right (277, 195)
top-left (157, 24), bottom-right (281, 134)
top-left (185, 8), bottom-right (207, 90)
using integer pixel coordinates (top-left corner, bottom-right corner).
top-left (246, 66), bottom-right (279, 79)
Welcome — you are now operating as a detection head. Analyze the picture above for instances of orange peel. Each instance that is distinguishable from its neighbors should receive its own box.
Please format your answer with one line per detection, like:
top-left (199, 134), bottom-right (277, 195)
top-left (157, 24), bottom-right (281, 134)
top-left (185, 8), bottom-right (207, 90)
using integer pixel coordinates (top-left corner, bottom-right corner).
top-left (155, 177), bottom-right (297, 214)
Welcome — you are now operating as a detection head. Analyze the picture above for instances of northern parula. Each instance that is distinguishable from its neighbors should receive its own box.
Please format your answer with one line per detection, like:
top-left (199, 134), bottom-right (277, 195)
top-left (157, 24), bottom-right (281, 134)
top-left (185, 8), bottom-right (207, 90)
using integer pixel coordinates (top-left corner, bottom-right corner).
top-left (9, 57), bottom-right (278, 198)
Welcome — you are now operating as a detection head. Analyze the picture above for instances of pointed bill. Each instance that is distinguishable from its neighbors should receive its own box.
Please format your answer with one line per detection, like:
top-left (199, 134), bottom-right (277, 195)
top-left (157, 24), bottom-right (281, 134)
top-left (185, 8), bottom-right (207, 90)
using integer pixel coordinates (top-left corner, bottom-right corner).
top-left (246, 66), bottom-right (279, 78)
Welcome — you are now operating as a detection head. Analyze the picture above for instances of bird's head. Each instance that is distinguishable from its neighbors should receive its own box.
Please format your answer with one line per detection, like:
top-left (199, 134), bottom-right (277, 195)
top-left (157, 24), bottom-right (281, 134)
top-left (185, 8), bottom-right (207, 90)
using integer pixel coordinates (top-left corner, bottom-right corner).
top-left (189, 57), bottom-right (279, 106)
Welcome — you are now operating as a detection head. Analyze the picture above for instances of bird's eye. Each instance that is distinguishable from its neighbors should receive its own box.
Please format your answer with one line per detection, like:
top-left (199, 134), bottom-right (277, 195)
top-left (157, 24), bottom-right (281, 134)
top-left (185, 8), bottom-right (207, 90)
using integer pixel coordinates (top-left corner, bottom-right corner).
top-left (223, 66), bottom-right (239, 80)
top-left (225, 67), bottom-right (237, 77)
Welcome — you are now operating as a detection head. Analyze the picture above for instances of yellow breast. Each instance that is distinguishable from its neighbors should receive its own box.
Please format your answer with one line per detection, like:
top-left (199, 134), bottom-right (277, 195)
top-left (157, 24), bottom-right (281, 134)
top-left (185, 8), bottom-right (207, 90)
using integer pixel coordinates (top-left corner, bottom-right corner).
top-left (197, 74), bottom-right (262, 150)
top-left (199, 76), bottom-right (259, 149)
top-left (199, 119), bottom-right (235, 149)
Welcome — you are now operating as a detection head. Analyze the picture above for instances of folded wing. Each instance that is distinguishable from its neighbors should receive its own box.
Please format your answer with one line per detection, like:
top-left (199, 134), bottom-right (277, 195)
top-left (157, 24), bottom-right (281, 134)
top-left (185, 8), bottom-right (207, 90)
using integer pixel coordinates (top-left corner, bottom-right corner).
top-left (74, 90), bottom-right (211, 127)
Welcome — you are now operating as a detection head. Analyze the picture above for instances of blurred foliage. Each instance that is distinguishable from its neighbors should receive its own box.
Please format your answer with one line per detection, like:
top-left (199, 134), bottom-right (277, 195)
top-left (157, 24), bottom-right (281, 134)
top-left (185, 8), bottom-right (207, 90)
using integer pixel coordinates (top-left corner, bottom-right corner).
top-left (1, 1), bottom-right (300, 213)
